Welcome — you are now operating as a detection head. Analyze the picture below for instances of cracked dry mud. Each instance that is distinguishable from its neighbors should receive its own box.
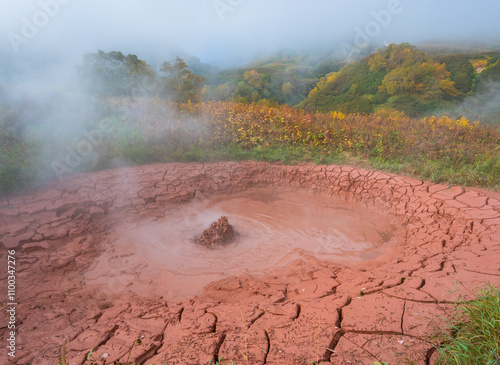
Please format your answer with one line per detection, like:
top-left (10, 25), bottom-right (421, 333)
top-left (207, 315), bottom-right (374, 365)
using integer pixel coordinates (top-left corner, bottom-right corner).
top-left (0, 162), bottom-right (499, 365)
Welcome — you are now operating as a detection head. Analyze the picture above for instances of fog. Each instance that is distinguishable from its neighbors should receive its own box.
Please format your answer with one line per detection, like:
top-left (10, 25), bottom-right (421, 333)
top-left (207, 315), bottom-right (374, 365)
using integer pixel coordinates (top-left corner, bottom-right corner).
top-left (1, 0), bottom-right (500, 69)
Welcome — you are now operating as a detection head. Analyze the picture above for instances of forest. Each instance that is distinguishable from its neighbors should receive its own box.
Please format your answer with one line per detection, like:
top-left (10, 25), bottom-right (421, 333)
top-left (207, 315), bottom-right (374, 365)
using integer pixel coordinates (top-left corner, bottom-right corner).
top-left (1, 43), bottom-right (500, 196)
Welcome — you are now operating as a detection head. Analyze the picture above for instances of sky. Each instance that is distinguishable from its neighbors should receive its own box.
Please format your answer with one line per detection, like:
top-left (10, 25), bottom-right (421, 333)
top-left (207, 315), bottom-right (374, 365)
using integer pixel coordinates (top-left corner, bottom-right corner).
top-left (1, 0), bottom-right (500, 70)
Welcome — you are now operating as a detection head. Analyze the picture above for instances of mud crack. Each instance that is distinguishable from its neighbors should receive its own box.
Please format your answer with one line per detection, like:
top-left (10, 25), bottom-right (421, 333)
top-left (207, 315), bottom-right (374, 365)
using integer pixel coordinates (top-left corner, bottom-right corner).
top-left (212, 332), bottom-right (227, 364)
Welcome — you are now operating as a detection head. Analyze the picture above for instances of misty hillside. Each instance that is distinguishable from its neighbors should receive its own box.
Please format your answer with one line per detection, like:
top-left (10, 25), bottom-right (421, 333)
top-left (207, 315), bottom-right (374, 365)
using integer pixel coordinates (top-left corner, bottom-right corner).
top-left (69, 48), bottom-right (354, 106)
top-left (201, 46), bottom-right (384, 106)
top-left (1, 42), bottom-right (499, 197)
top-left (298, 43), bottom-right (500, 120)
top-left (202, 52), bottom-right (345, 106)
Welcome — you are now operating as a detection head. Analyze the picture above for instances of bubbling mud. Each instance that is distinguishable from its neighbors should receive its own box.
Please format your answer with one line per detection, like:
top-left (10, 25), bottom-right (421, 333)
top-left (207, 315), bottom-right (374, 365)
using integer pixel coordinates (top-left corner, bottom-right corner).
top-left (84, 188), bottom-right (397, 301)
top-left (196, 216), bottom-right (235, 248)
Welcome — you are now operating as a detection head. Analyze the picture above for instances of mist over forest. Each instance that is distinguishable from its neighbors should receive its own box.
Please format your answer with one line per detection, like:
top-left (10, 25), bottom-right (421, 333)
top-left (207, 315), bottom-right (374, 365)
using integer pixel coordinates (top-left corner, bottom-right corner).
top-left (1, 0), bottom-right (500, 196)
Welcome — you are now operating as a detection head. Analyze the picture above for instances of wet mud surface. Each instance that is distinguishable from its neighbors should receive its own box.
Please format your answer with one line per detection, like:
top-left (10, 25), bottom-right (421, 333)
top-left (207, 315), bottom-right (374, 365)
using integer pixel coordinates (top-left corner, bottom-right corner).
top-left (0, 161), bottom-right (499, 364)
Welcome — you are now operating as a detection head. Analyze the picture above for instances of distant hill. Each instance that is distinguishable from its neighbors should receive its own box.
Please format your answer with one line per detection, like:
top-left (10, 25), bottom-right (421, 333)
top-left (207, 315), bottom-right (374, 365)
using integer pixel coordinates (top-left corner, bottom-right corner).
top-left (417, 40), bottom-right (496, 54)
top-left (298, 43), bottom-right (500, 119)
top-left (202, 50), bottom-right (356, 106)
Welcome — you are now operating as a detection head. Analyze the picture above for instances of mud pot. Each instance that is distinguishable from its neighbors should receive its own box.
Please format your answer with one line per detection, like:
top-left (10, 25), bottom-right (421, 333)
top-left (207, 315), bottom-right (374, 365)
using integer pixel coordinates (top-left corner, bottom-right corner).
top-left (1, 161), bottom-right (499, 365)
top-left (85, 189), bottom-right (397, 302)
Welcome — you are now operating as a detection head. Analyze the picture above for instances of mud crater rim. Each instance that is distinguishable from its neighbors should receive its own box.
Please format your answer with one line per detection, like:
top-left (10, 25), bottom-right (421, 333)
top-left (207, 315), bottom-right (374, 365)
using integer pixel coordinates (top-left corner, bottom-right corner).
top-left (84, 187), bottom-right (400, 301)
top-left (2, 162), bottom-right (499, 365)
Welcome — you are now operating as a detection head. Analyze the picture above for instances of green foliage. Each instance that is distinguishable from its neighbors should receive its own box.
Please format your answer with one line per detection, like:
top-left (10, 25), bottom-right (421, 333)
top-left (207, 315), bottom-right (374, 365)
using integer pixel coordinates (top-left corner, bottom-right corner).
top-left (243, 70), bottom-right (267, 89)
top-left (474, 54), bottom-right (500, 92)
top-left (78, 52), bottom-right (208, 103)
top-left (78, 50), bottom-right (156, 96)
top-left (74, 49), bottom-right (354, 106)
top-left (204, 53), bottom-right (339, 106)
top-left (431, 53), bottom-right (500, 124)
top-left (205, 68), bottom-right (285, 106)
top-left (214, 82), bottom-right (233, 100)
top-left (368, 42), bottom-right (428, 72)
top-left (439, 55), bottom-right (475, 93)
top-left (434, 285), bottom-right (500, 365)
top-left (391, 95), bottom-right (426, 116)
top-left (57, 344), bottom-right (68, 365)
top-left (209, 357), bottom-right (234, 365)
top-left (0, 139), bottom-right (39, 197)
top-left (0, 96), bottom-right (39, 196)
top-left (161, 57), bottom-right (206, 103)
top-left (300, 43), bottom-right (499, 117)
top-left (380, 62), bottom-right (458, 100)
top-left (299, 52), bottom-right (386, 114)
top-left (299, 59), bottom-right (385, 114)
top-left (2, 98), bottom-right (500, 198)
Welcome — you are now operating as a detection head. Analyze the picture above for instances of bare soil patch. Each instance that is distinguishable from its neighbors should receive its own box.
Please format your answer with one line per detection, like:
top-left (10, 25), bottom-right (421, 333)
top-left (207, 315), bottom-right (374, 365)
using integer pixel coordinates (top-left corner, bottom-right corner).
top-left (0, 161), bottom-right (499, 364)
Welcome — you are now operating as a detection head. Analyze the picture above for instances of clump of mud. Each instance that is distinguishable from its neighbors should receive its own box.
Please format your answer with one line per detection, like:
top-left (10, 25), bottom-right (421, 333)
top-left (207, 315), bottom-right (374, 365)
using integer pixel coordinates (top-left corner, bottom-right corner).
top-left (196, 216), bottom-right (235, 248)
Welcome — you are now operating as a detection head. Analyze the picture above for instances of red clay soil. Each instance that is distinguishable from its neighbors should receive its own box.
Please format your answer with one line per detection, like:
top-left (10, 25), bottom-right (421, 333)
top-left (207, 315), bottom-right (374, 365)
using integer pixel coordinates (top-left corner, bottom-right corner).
top-left (0, 162), bottom-right (499, 365)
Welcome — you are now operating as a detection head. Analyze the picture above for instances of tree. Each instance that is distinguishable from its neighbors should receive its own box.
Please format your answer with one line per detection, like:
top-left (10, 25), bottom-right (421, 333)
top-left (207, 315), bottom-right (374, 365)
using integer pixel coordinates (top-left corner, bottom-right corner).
top-left (243, 70), bottom-right (267, 90)
top-left (78, 50), bottom-right (156, 96)
top-left (123, 54), bottom-right (157, 94)
top-left (380, 61), bottom-right (458, 100)
top-left (281, 82), bottom-right (295, 102)
top-left (215, 83), bottom-right (233, 100)
top-left (160, 57), bottom-right (205, 103)
top-left (234, 81), bottom-right (258, 103)
top-left (370, 43), bottom-right (458, 101)
top-left (369, 43), bottom-right (427, 72)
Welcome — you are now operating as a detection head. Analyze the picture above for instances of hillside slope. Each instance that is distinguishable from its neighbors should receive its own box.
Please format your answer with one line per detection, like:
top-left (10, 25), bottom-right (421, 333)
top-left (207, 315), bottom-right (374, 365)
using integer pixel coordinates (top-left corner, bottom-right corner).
top-left (298, 43), bottom-right (500, 118)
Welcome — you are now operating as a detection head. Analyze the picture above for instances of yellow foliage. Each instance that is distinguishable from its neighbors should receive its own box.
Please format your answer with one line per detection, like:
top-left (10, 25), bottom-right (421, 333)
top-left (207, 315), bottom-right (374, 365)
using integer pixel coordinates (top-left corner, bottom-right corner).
top-left (122, 98), bottom-right (498, 171)
top-left (470, 58), bottom-right (491, 72)
top-left (308, 72), bottom-right (339, 98)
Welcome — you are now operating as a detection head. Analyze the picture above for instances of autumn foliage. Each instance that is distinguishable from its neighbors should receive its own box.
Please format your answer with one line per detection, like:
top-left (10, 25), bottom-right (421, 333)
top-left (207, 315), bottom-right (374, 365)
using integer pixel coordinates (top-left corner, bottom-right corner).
top-left (300, 43), bottom-right (467, 116)
top-left (1, 97), bottom-right (499, 197)
top-left (118, 98), bottom-right (497, 164)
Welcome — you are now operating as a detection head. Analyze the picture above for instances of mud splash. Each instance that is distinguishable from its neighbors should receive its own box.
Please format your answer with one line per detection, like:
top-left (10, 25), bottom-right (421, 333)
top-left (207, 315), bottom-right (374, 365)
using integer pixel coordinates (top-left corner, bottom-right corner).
top-left (196, 216), bottom-right (235, 248)
top-left (0, 161), bottom-right (499, 365)
top-left (84, 188), bottom-right (397, 301)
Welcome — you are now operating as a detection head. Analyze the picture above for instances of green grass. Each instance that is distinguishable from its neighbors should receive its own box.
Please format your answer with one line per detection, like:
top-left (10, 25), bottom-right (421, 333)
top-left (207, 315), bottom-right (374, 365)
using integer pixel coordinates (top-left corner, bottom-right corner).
top-left (3, 139), bottom-right (499, 200)
top-left (0, 139), bottom-right (40, 196)
top-left (214, 144), bottom-right (500, 190)
top-left (209, 358), bottom-right (234, 365)
top-left (2, 99), bottom-right (500, 199)
top-left (434, 285), bottom-right (500, 365)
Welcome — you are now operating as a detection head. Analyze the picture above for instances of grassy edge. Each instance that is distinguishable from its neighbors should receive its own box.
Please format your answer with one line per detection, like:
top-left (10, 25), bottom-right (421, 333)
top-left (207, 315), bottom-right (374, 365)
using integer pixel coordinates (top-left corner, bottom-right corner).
top-left (433, 284), bottom-right (500, 365)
